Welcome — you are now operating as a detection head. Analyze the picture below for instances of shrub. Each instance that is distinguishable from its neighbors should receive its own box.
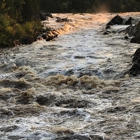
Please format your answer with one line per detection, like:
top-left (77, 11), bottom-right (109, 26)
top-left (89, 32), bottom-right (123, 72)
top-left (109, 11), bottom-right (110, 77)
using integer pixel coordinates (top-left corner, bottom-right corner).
top-left (0, 14), bottom-right (42, 47)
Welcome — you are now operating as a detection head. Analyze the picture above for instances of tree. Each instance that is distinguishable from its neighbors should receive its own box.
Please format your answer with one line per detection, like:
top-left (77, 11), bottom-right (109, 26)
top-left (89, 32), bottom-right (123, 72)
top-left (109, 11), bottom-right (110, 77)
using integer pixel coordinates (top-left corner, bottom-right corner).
top-left (21, 0), bottom-right (40, 21)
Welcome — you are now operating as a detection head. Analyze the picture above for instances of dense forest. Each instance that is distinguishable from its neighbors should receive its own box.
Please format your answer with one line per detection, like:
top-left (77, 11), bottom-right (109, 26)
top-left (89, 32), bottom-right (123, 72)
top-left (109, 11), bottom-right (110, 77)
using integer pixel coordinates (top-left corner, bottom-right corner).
top-left (0, 0), bottom-right (140, 47)
top-left (0, 0), bottom-right (41, 47)
top-left (40, 0), bottom-right (140, 13)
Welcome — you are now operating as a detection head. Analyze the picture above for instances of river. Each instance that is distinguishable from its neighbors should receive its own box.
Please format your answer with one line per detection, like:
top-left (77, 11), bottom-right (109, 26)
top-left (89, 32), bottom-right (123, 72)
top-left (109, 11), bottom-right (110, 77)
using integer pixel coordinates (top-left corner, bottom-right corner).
top-left (0, 13), bottom-right (140, 140)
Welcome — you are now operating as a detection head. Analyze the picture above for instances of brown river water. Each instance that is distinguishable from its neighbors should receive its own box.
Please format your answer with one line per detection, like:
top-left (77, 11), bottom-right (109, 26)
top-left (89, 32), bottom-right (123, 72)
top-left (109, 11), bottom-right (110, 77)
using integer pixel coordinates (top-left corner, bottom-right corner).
top-left (0, 13), bottom-right (140, 140)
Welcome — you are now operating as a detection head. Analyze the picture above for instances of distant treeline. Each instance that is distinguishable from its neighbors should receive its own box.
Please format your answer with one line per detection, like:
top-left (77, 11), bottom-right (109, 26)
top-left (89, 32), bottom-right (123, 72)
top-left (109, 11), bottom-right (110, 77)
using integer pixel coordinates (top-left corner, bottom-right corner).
top-left (40, 0), bottom-right (140, 13)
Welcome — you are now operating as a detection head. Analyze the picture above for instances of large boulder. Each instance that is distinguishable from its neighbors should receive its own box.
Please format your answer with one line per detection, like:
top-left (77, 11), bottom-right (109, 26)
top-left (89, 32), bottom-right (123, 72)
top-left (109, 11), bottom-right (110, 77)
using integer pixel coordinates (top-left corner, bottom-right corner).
top-left (129, 59), bottom-right (140, 76)
top-left (125, 21), bottom-right (140, 43)
top-left (104, 15), bottom-right (132, 35)
top-left (124, 17), bottom-right (133, 25)
top-left (129, 48), bottom-right (140, 76)
top-left (126, 21), bottom-right (140, 75)
top-left (130, 35), bottom-right (140, 43)
top-left (106, 15), bottom-right (124, 26)
top-left (131, 48), bottom-right (140, 63)
top-left (125, 21), bottom-right (140, 36)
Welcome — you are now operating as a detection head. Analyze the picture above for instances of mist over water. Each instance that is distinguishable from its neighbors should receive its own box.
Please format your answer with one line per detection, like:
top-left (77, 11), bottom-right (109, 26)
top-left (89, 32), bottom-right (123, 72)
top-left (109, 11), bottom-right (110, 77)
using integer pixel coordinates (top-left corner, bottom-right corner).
top-left (0, 13), bottom-right (140, 140)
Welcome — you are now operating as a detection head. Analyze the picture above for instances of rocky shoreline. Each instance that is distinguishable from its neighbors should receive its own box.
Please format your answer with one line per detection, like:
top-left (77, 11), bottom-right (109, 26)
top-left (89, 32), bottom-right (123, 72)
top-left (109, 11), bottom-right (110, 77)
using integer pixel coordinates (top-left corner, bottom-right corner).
top-left (103, 14), bottom-right (140, 76)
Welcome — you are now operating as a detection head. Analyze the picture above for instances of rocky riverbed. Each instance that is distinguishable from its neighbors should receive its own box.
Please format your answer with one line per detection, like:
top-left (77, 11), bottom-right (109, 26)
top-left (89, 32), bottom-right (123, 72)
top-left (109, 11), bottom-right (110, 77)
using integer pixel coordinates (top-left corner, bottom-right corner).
top-left (0, 13), bottom-right (140, 140)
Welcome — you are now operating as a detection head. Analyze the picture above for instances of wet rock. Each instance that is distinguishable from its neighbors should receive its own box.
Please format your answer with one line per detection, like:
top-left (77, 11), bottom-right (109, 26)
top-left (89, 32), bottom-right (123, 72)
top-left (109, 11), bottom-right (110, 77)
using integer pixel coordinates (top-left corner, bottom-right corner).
top-left (129, 48), bottom-right (140, 76)
top-left (106, 15), bottom-right (124, 26)
top-left (131, 48), bottom-right (140, 63)
top-left (125, 21), bottom-right (140, 43)
top-left (125, 21), bottom-right (140, 75)
top-left (124, 35), bottom-right (129, 40)
top-left (105, 25), bottom-right (111, 29)
top-left (129, 63), bottom-right (140, 76)
top-left (124, 17), bottom-right (133, 25)
top-left (125, 25), bottom-right (133, 36)
top-left (130, 35), bottom-right (140, 44)
top-left (46, 34), bottom-right (58, 41)
top-left (42, 31), bottom-right (58, 41)
top-left (56, 17), bottom-right (72, 22)
top-left (103, 31), bottom-right (111, 35)
top-left (104, 15), bottom-right (133, 35)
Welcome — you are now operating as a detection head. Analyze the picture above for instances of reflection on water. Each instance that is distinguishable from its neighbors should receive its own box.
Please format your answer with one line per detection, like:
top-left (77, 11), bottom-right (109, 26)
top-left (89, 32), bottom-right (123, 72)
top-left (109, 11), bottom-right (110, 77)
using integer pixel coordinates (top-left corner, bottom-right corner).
top-left (0, 13), bottom-right (140, 140)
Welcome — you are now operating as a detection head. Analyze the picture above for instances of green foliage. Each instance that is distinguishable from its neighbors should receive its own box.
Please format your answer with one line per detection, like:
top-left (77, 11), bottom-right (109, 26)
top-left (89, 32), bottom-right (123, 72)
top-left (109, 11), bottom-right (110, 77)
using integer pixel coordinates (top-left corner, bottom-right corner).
top-left (0, 0), bottom-right (41, 47)
top-left (21, 0), bottom-right (40, 21)
top-left (0, 13), bottom-right (42, 47)
top-left (22, 21), bottom-right (42, 38)
top-left (0, 14), bottom-right (15, 46)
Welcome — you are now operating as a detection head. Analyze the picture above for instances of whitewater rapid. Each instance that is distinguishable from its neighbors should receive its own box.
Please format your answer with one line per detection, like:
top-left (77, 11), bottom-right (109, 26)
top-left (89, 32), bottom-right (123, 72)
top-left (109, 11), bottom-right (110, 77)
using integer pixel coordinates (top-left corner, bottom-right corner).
top-left (0, 13), bottom-right (140, 140)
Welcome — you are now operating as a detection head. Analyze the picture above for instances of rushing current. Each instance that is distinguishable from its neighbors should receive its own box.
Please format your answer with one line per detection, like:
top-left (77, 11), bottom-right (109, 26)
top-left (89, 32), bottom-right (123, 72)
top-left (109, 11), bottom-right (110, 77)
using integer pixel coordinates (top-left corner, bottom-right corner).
top-left (0, 13), bottom-right (140, 140)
